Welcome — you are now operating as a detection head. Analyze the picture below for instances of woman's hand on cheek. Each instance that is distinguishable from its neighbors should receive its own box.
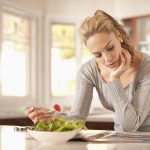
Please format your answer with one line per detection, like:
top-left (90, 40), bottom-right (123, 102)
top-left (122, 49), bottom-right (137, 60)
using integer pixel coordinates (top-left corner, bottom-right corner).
top-left (109, 49), bottom-right (131, 81)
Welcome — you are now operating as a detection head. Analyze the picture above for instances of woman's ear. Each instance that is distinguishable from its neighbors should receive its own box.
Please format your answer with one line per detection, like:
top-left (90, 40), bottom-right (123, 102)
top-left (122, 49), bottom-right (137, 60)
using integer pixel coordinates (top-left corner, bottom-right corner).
top-left (116, 30), bottom-right (123, 43)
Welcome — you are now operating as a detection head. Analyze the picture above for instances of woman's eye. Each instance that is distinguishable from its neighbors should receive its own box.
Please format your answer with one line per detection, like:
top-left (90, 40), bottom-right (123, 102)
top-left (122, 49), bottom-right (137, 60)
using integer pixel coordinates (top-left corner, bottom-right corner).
top-left (107, 46), bottom-right (114, 51)
top-left (95, 53), bottom-right (102, 58)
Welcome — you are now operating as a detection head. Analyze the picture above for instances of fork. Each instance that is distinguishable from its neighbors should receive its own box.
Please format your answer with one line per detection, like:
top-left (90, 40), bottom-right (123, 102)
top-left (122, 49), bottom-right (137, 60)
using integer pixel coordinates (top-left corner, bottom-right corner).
top-left (44, 104), bottom-right (61, 115)
top-left (44, 111), bottom-right (73, 120)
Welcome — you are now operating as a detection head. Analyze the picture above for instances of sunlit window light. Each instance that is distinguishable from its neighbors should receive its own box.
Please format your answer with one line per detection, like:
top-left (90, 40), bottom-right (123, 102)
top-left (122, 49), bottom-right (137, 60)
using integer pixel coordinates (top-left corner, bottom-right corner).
top-left (0, 12), bottom-right (30, 97)
top-left (1, 41), bottom-right (26, 96)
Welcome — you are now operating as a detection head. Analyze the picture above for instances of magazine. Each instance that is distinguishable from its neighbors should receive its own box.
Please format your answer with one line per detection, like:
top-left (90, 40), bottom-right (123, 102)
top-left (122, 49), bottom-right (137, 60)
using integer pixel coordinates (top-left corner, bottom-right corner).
top-left (71, 130), bottom-right (150, 143)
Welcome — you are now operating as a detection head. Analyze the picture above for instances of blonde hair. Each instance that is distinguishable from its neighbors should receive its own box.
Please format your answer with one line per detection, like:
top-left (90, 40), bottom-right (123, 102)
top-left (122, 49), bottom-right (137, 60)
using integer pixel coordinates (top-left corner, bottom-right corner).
top-left (79, 10), bottom-right (135, 57)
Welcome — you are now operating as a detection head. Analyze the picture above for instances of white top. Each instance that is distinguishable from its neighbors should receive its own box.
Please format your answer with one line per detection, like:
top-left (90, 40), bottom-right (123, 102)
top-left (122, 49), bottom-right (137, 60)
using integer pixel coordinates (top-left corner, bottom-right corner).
top-left (69, 53), bottom-right (150, 132)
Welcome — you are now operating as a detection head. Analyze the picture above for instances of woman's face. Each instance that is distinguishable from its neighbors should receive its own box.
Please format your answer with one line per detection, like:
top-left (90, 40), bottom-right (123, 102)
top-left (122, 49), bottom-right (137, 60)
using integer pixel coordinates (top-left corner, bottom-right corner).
top-left (86, 32), bottom-right (123, 70)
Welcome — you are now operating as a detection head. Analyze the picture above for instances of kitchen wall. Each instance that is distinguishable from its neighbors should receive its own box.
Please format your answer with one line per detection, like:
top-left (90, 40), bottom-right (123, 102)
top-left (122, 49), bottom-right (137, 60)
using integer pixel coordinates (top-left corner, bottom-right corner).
top-left (1, 0), bottom-right (150, 20)
top-left (44, 0), bottom-right (116, 21)
top-left (115, 0), bottom-right (150, 18)
top-left (0, 0), bottom-right (44, 12)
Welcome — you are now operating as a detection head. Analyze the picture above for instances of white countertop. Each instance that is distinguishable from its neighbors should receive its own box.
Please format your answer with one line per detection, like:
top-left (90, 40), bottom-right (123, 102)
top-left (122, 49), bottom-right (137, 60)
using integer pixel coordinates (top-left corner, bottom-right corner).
top-left (1, 125), bottom-right (150, 150)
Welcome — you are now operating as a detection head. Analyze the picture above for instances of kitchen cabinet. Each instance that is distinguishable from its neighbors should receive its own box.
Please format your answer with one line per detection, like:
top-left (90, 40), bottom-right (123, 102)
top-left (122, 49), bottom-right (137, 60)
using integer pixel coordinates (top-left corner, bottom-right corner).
top-left (122, 15), bottom-right (150, 55)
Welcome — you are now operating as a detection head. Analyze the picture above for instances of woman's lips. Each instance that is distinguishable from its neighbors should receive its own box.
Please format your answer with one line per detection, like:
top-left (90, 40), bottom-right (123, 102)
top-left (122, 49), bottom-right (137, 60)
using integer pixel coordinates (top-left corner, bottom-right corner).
top-left (106, 61), bottom-right (117, 68)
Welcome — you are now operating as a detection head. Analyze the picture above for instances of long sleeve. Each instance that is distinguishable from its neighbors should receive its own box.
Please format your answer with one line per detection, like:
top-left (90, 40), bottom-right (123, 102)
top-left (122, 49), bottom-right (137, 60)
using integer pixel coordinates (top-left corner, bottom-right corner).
top-left (68, 61), bottom-right (95, 120)
top-left (104, 77), bottom-right (150, 132)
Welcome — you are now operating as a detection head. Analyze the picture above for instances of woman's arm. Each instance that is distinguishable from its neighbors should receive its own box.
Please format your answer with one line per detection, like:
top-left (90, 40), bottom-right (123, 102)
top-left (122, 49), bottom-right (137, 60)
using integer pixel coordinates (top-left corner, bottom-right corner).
top-left (68, 62), bottom-right (94, 120)
top-left (104, 79), bottom-right (150, 132)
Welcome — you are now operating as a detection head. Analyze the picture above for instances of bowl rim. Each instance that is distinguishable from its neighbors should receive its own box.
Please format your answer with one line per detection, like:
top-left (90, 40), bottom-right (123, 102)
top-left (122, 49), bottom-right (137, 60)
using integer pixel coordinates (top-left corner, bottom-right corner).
top-left (27, 128), bottom-right (81, 133)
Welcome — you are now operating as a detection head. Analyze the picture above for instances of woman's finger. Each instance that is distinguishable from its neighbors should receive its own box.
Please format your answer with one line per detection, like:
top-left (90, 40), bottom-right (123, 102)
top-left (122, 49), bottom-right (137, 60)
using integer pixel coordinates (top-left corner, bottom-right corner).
top-left (28, 109), bottom-right (44, 120)
top-left (33, 114), bottom-right (49, 124)
top-left (119, 50), bottom-right (126, 67)
top-left (25, 107), bottom-right (35, 116)
top-left (122, 49), bottom-right (131, 65)
top-left (33, 114), bottom-right (54, 123)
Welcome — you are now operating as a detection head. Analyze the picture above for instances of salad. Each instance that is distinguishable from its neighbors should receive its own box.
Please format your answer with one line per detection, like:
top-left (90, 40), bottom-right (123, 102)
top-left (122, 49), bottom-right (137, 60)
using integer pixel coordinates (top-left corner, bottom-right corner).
top-left (33, 116), bottom-right (87, 132)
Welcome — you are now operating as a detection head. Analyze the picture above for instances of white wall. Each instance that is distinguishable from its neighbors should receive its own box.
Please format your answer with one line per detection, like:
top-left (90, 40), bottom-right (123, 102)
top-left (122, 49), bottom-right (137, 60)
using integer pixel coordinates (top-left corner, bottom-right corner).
top-left (115, 0), bottom-right (150, 19)
top-left (1, 0), bottom-right (149, 19)
top-left (44, 0), bottom-right (150, 20)
top-left (0, 0), bottom-right (44, 13)
top-left (44, 0), bottom-right (116, 21)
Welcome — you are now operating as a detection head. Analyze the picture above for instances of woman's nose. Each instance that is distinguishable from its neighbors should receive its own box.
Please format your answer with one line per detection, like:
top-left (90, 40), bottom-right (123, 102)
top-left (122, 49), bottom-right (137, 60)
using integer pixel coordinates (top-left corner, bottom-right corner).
top-left (103, 54), bottom-right (113, 63)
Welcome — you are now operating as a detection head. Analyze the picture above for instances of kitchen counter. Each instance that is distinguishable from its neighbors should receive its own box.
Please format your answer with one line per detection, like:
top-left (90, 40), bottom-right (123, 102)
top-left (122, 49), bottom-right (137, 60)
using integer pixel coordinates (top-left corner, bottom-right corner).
top-left (1, 125), bottom-right (150, 150)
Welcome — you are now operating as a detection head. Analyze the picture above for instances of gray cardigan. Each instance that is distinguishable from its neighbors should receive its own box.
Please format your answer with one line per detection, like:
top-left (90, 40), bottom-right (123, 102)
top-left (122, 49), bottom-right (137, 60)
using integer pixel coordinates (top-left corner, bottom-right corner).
top-left (69, 53), bottom-right (150, 132)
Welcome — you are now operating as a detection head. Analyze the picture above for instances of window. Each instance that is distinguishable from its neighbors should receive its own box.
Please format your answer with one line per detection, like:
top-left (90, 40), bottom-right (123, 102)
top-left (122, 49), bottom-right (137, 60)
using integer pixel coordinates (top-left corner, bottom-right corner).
top-left (1, 12), bottom-right (30, 96)
top-left (51, 23), bottom-right (76, 97)
top-left (81, 45), bottom-right (93, 64)
top-left (50, 23), bottom-right (93, 98)
top-left (0, 7), bottom-right (37, 111)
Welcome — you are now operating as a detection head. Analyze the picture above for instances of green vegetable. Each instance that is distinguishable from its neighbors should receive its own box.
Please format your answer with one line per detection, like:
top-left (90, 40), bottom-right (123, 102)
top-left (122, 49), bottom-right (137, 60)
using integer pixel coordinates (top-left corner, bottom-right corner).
top-left (33, 116), bottom-right (87, 132)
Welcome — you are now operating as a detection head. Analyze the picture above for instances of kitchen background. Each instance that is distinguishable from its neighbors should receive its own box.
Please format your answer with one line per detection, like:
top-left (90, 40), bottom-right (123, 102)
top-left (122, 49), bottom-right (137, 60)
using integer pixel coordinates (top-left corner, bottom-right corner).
top-left (0, 0), bottom-right (150, 117)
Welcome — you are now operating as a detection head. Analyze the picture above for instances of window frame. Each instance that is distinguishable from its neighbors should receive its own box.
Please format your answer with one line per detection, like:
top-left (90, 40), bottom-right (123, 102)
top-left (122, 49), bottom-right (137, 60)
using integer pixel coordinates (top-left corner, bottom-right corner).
top-left (0, 4), bottom-right (39, 111)
top-left (43, 16), bottom-right (81, 108)
top-left (50, 22), bottom-right (77, 97)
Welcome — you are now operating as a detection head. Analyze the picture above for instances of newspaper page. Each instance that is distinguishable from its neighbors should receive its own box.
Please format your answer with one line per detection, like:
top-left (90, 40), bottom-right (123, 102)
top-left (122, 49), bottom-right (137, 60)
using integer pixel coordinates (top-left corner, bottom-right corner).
top-left (72, 130), bottom-right (150, 143)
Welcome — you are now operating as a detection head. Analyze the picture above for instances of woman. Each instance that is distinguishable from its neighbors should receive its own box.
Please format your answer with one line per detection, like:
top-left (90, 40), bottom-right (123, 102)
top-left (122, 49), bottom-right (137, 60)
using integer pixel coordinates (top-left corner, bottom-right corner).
top-left (25, 10), bottom-right (150, 132)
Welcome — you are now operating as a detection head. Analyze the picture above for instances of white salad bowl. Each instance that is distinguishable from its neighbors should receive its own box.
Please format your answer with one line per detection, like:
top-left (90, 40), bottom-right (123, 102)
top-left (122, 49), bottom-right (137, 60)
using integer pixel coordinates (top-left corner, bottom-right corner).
top-left (27, 129), bottom-right (80, 144)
